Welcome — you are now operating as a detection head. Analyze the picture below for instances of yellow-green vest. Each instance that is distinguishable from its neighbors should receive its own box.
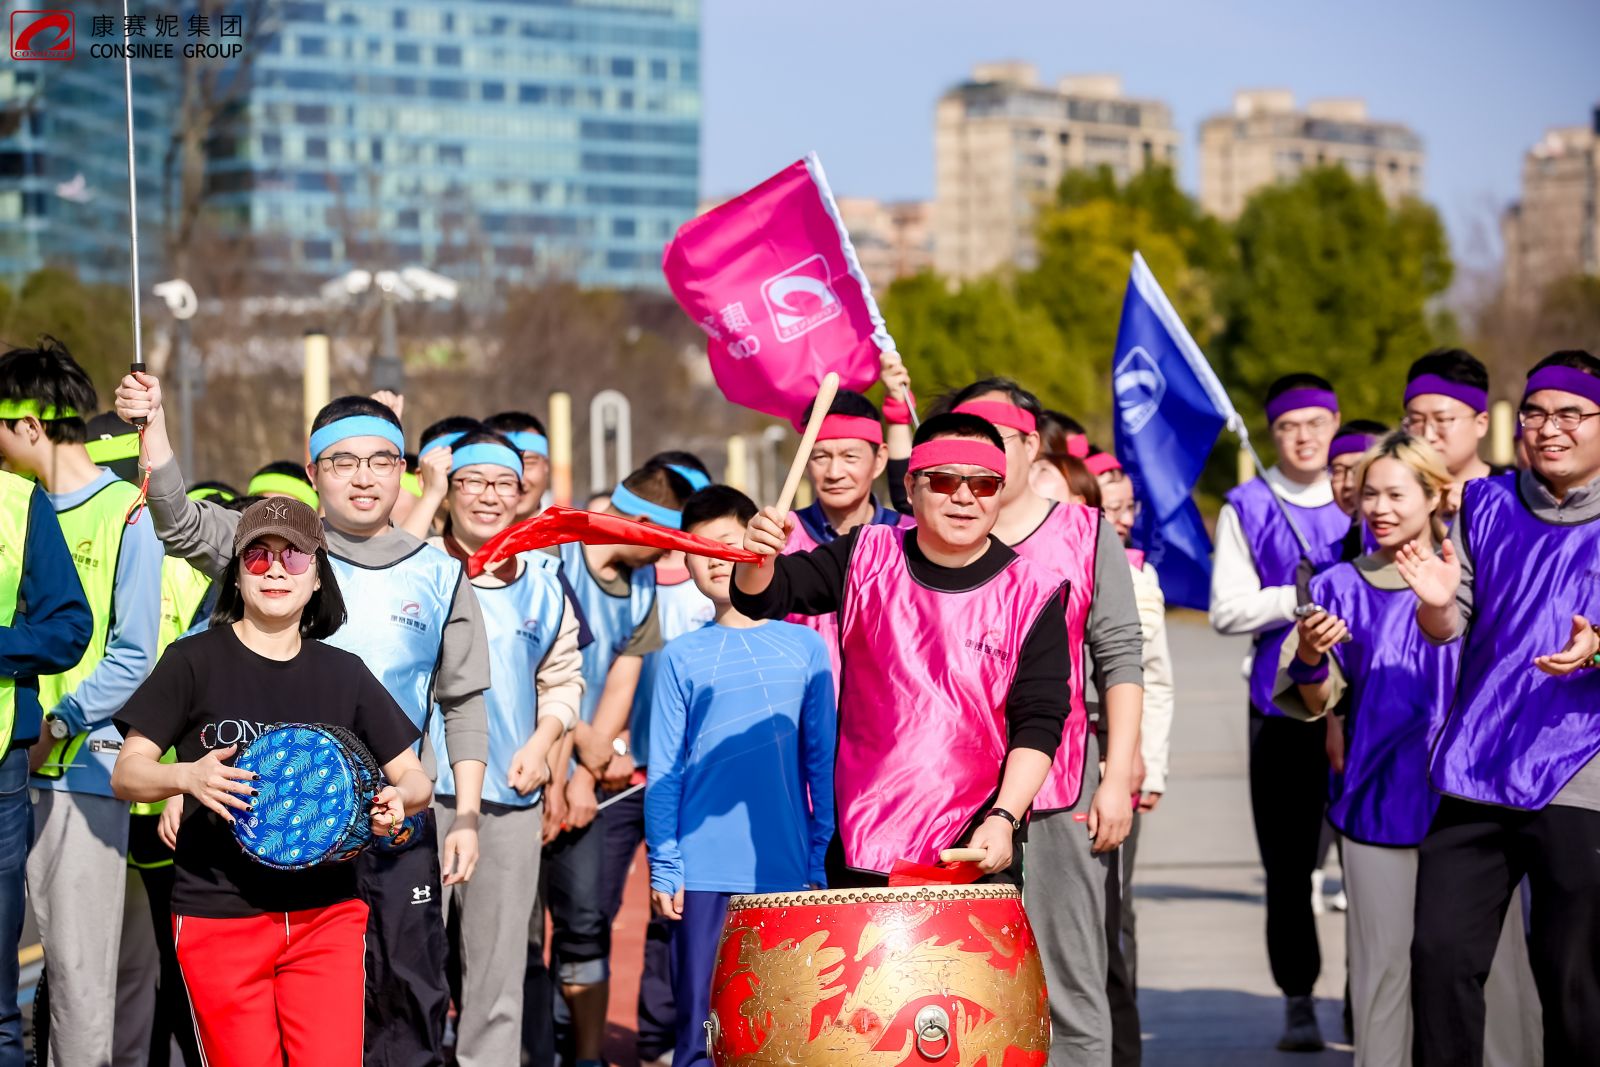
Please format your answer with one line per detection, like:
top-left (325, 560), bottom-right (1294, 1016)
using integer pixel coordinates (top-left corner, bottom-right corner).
top-left (0, 471), bottom-right (33, 753)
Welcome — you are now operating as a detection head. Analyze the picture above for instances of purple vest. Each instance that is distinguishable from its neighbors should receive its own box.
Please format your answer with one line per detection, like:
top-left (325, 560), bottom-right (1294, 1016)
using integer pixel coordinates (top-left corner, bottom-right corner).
top-left (1301, 563), bottom-right (1455, 846)
top-left (1225, 478), bottom-right (1349, 714)
top-left (836, 525), bottom-right (1065, 874)
top-left (1011, 503), bottom-right (1098, 812)
top-left (1434, 476), bottom-right (1600, 809)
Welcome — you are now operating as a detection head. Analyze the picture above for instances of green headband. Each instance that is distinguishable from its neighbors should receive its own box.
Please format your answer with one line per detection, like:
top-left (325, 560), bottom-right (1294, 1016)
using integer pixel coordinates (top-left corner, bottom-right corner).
top-left (0, 399), bottom-right (80, 421)
top-left (85, 433), bottom-right (140, 463)
top-left (247, 473), bottom-right (320, 510)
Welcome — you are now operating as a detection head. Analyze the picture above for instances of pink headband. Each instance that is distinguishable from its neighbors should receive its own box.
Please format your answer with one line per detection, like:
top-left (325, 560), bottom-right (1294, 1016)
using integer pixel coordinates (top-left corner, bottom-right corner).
top-left (1084, 452), bottom-right (1122, 476)
top-left (1065, 433), bottom-right (1089, 458)
top-left (954, 400), bottom-right (1036, 434)
top-left (908, 438), bottom-right (1007, 477)
top-left (1265, 387), bottom-right (1339, 424)
top-left (1524, 365), bottom-right (1600, 409)
top-left (1404, 373), bottom-right (1487, 414)
top-left (816, 414), bottom-right (884, 446)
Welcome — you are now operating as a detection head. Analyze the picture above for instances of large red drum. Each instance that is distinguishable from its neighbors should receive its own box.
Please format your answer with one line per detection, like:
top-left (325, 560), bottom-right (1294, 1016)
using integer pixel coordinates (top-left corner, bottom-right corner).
top-left (707, 884), bottom-right (1049, 1067)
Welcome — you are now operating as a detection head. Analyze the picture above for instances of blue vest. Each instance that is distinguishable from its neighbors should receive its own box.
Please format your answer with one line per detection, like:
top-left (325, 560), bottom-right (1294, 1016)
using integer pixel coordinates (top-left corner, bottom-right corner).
top-left (324, 544), bottom-right (459, 745)
top-left (558, 541), bottom-right (656, 724)
top-left (430, 553), bottom-right (566, 808)
top-left (630, 574), bottom-right (714, 766)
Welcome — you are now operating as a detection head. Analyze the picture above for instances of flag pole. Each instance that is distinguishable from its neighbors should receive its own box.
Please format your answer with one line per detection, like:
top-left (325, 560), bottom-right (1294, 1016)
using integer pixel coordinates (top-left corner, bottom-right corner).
top-left (122, 0), bottom-right (143, 381)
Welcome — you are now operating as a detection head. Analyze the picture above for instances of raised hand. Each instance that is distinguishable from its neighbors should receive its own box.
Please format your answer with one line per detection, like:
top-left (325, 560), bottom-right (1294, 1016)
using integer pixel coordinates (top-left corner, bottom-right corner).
top-left (1534, 615), bottom-right (1600, 677)
top-left (1395, 538), bottom-right (1461, 610)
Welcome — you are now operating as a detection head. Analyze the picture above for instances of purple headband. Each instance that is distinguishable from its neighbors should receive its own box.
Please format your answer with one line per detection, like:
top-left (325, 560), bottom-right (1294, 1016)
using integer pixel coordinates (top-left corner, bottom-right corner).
top-left (1524, 365), bottom-right (1600, 410)
top-left (1404, 373), bottom-right (1487, 413)
top-left (1328, 433), bottom-right (1376, 461)
top-left (1265, 387), bottom-right (1339, 424)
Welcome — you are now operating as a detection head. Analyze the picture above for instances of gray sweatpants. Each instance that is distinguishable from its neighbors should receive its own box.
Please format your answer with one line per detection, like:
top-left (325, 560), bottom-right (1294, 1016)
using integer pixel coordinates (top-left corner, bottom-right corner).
top-left (1023, 733), bottom-right (1112, 1067)
top-left (26, 789), bottom-right (128, 1067)
top-left (436, 799), bottom-right (544, 1067)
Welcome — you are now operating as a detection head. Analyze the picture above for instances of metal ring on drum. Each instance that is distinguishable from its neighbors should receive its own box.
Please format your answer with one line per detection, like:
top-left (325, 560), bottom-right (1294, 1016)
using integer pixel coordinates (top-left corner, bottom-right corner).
top-left (706, 883), bottom-right (1050, 1067)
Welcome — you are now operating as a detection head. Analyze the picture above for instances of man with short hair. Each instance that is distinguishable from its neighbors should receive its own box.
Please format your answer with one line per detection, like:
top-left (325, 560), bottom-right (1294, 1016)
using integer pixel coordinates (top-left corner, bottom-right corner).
top-left (1401, 348), bottom-right (1500, 515)
top-left (484, 411), bottom-right (553, 520)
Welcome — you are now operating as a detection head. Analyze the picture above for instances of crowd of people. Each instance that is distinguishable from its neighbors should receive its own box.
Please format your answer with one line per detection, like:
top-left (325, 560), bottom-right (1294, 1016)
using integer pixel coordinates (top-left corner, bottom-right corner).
top-left (0, 330), bottom-right (1593, 1067)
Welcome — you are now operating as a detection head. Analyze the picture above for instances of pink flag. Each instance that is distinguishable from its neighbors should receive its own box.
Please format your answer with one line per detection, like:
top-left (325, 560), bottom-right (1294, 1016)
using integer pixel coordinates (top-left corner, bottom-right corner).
top-left (662, 153), bottom-right (894, 427)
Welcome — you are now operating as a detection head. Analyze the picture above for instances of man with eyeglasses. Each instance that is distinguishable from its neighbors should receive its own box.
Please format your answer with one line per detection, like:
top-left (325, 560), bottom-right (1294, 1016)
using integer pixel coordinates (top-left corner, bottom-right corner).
top-left (1397, 349), bottom-right (1600, 1065)
top-left (114, 374), bottom-right (492, 1067)
top-left (937, 380), bottom-right (1144, 1067)
top-left (733, 411), bottom-right (1071, 891)
top-left (1401, 349), bottom-right (1505, 517)
top-left (1210, 373), bottom-right (1351, 1052)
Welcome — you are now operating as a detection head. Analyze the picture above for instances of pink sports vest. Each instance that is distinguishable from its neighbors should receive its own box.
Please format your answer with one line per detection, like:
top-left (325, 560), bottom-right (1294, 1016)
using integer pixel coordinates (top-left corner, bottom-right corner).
top-left (836, 525), bottom-right (1067, 874)
top-left (1011, 503), bottom-right (1099, 812)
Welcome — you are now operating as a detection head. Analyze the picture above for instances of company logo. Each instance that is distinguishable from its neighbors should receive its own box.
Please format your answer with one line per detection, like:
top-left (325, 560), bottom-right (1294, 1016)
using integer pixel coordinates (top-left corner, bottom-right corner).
top-left (517, 618), bottom-right (542, 644)
top-left (400, 600), bottom-right (421, 617)
top-left (12, 10), bottom-right (74, 61)
top-left (390, 599), bottom-right (428, 633)
top-left (760, 254), bottom-right (841, 342)
top-left (964, 626), bottom-right (1010, 662)
top-left (410, 885), bottom-right (433, 905)
top-left (1113, 346), bottom-right (1167, 435)
top-left (71, 537), bottom-right (99, 569)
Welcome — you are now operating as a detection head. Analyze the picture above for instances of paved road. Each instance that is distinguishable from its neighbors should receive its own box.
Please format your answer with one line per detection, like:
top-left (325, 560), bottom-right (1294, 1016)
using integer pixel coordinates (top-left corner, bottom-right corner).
top-left (1134, 613), bottom-right (1352, 1065)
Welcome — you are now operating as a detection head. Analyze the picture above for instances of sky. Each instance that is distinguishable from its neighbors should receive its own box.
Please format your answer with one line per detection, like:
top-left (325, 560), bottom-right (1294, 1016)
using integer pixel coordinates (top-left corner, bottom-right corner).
top-left (699, 0), bottom-right (1600, 270)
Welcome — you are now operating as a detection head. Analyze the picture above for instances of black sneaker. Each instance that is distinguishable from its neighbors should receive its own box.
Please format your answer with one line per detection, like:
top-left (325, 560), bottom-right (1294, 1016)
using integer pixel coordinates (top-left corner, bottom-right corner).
top-left (1276, 995), bottom-right (1326, 1052)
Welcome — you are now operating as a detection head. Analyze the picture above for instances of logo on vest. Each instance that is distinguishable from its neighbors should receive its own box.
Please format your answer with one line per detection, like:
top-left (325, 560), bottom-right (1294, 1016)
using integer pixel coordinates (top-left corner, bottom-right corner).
top-left (517, 618), bottom-right (542, 644)
top-left (964, 627), bottom-right (1011, 662)
top-left (760, 254), bottom-right (841, 342)
top-left (1113, 346), bottom-right (1167, 435)
top-left (390, 599), bottom-right (429, 634)
top-left (71, 538), bottom-right (99, 569)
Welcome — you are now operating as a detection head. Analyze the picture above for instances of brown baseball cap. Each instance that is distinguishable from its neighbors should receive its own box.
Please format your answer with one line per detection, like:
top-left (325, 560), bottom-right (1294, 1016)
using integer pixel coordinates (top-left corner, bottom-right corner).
top-left (232, 497), bottom-right (326, 556)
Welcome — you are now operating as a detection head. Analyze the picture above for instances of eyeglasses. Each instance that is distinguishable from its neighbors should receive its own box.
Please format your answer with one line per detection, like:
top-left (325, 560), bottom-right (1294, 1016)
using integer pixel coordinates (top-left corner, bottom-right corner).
top-left (451, 474), bottom-right (521, 499)
top-left (1273, 416), bottom-right (1331, 436)
top-left (1102, 500), bottom-right (1141, 521)
top-left (1518, 407), bottom-right (1600, 432)
top-left (241, 544), bottom-right (315, 576)
top-left (1401, 414), bottom-right (1462, 435)
top-left (916, 470), bottom-right (1004, 498)
top-left (317, 452), bottom-right (403, 479)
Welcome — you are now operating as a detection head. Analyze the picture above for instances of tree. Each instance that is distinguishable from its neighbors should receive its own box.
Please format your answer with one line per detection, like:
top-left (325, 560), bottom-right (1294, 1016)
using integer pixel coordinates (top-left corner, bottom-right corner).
top-left (0, 268), bottom-right (136, 394)
top-left (1216, 167), bottom-right (1453, 439)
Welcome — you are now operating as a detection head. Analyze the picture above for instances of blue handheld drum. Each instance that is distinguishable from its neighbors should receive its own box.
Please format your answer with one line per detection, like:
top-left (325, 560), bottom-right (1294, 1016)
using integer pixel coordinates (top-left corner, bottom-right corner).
top-left (232, 723), bottom-right (386, 870)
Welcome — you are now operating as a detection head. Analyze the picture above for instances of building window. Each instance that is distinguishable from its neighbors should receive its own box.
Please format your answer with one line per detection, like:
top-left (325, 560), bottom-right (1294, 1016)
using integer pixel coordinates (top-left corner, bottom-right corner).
top-left (294, 104), bottom-right (328, 125)
top-left (305, 137), bottom-right (328, 161)
top-left (436, 45), bottom-right (461, 66)
top-left (262, 133), bottom-right (282, 157)
top-left (396, 42), bottom-right (420, 64)
top-left (612, 217), bottom-right (636, 238)
top-left (650, 58), bottom-right (669, 80)
top-left (611, 57), bottom-right (635, 78)
top-left (398, 208), bottom-right (420, 229)
top-left (302, 239), bottom-right (333, 261)
top-left (299, 36), bottom-right (326, 57)
top-left (619, 90), bottom-right (634, 110)
top-left (428, 79), bottom-right (467, 101)
top-left (393, 9), bottom-right (407, 29)
top-left (520, 84), bottom-right (547, 104)
top-left (439, 144), bottom-right (465, 166)
top-left (370, 138), bottom-right (383, 163)
top-left (482, 82), bottom-right (505, 102)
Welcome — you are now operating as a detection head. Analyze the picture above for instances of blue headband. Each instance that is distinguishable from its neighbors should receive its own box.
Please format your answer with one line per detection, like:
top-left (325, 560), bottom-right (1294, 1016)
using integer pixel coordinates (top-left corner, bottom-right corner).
top-left (609, 483), bottom-right (681, 529)
top-left (668, 463), bottom-right (711, 491)
top-left (308, 416), bottom-right (406, 461)
top-left (419, 431), bottom-right (466, 456)
top-left (450, 442), bottom-right (523, 478)
top-left (505, 431), bottom-right (549, 458)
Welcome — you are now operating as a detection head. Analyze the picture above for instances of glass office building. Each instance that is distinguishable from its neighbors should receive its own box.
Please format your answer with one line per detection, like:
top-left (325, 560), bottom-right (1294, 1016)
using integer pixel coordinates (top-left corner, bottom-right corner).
top-left (211, 0), bottom-right (702, 290)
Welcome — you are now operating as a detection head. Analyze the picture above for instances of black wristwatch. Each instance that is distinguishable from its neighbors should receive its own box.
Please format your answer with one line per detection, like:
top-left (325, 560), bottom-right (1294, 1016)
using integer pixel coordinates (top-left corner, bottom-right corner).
top-left (984, 807), bottom-right (1022, 831)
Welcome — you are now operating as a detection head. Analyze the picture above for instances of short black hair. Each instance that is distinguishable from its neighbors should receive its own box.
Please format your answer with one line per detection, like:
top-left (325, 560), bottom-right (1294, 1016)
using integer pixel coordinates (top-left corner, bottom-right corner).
top-left (0, 335), bottom-right (97, 444)
top-left (912, 411), bottom-right (1005, 451)
top-left (188, 479), bottom-right (240, 503)
top-left (251, 460), bottom-right (313, 485)
top-left (935, 377), bottom-right (1044, 420)
top-left (1265, 373), bottom-right (1335, 403)
top-left (649, 450), bottom-right (710, 478)
top-left (484, 410), bottom-right (548, 437)
top-left (1408, 348), bottom-right (1488, 391)
top-left (803, 389), bottom-right (880, 423)
top-left (681, 485), bottom-right (756, 531)
top-left (1529, 350), bottom-right (1600, 380)
top-left (209, 547), bottom-right (347, 640)
top-left (418, 415), bottom-right (482, 451)
top-left (617, 460), bottom-right (694, 510)
top-left (1039, 409), bottom-right (1086, 436)
top-left (1335, 418), bottom-right (1390, 438)
top-left (312, 396), bottom-right (402, 434)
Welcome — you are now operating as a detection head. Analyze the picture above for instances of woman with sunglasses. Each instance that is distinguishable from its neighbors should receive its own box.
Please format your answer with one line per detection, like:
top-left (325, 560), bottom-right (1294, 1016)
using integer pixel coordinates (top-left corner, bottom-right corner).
top-left (733, 412), bottom-right (1072, 888)
top-left (110, 498), bottom-right (431, 1067)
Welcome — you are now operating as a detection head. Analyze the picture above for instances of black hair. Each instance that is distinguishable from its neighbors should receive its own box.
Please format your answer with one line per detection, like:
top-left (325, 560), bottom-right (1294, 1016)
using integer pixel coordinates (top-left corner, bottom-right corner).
top-left (311, 395), bottom-right (402, 434)
top-left (484, 410), bottom-right (548, 437)
top-left (1408, 348), bottom-right (1488, 391)
top-left (404, 452), bottom-right (419, 475)
top-left (251, 460), bottom-right (313, 486)
top-left (912, 411), bottom-right (1005, 451)
top-left (188, 479), bottom-right (241, 502)
top-left (209, 547), bottom-right (348, 640)
top-left (617, 460), bottom-right (694, 510)
top-left (681, 485), bottom-right (756, 531)
top-left (1528, 350), bottom-right (1600, 379)
top-left (803, 389), bottom-right (880, 423)
top-left (1265, 373), bottom-right (1335, 403)
top-left (0, 335), bottom-right (97, 444)
top-left (648, 450), bottom-right (711, 478)
top-left (1039, 409), bottom-right (1087, 436)
top-left (418, 415), bottom-right (482, 450)
top-left (934, 377), bottom-right (1044, 420)
top-left (1334, 418), bottom-right (1390, 439)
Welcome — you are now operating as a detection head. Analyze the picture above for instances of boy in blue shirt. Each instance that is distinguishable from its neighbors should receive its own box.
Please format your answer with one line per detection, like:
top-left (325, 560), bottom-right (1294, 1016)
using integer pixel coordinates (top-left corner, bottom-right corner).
top-left (645, 485), bottom-right (836, 1067)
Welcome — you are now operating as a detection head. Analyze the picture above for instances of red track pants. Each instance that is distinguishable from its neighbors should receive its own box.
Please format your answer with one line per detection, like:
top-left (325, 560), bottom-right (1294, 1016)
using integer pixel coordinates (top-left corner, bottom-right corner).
top-left (173, 898), bottom-right (369, 1067)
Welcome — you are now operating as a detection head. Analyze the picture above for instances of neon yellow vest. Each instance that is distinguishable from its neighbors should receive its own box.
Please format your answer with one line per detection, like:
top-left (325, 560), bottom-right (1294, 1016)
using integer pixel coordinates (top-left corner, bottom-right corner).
top-left (36, 478), bottom-right (140, 779)
top-left (128, 558), bottom-right (213, 818)
top-left (0, 471), bottom-right (33, 753)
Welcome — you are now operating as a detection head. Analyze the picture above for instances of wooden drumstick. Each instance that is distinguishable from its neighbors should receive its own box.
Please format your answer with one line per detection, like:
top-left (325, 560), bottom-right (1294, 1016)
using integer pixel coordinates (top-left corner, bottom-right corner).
top-left (939, 847), bottom-right (987, 864)
top-left (773, 372), bottom-right (840, 516)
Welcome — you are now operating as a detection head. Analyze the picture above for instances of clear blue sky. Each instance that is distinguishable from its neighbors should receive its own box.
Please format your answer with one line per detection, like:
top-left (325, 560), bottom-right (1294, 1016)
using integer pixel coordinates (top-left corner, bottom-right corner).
top-left (700, 0), bottom-right (1599, 269)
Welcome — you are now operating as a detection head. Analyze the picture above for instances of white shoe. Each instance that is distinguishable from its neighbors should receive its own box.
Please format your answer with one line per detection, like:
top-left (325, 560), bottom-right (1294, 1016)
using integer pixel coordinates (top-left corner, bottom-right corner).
top-left (1310, 870), bottom-right (1327, 916)
top-left (1328, 889), bottom-right (1348, 912)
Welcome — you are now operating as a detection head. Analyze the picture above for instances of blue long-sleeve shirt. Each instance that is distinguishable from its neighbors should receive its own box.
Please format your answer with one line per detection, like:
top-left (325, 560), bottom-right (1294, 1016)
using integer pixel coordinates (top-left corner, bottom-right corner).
top-left (0, 486), bottom-right (93, 746)
top-left (645, 620), bottom-right (836, 895)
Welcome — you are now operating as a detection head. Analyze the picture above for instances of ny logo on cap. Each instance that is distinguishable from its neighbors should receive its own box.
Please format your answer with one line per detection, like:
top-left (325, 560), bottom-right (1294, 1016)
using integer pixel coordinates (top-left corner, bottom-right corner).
top-left (263, 499), bottom-right (295, 523)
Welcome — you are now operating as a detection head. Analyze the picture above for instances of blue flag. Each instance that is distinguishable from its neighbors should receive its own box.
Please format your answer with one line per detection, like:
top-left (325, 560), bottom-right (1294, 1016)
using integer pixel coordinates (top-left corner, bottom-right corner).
top-left (1111, 253), bottom-right (1237, 611)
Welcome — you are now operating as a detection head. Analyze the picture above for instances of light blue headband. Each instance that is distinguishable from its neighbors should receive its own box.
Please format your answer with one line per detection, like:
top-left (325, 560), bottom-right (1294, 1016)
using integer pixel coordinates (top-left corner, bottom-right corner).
top-left (667, 463), bottom-right (711, 491)
top-left (610, 483), bottom-right (681, 529)
top-left (506, 431), bottom-right (549, 458)
top-left (450, 442), bottom-right (523, 478)
top-left (419, 431), bottom-right (466, 456)
top-left (308, 416), bottom-right (406, 461)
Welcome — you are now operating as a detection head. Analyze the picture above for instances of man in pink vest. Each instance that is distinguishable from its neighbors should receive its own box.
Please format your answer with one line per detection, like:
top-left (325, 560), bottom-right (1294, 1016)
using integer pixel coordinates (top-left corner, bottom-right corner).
top-left (939, 379), bottom-right (1145, 1067)
top-left (733, 412), bottom-right (1072, 886)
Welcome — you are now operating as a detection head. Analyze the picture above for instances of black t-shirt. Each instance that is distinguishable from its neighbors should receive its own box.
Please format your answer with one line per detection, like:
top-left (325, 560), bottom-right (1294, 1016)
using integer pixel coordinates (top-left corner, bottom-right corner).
top-left (115, 625), bottom-right (419, 918)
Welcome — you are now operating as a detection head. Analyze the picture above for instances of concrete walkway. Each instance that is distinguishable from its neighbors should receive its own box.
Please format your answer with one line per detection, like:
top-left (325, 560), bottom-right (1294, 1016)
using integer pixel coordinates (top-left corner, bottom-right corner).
top-left (1134, 614), bottom-right (1352, 1065)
